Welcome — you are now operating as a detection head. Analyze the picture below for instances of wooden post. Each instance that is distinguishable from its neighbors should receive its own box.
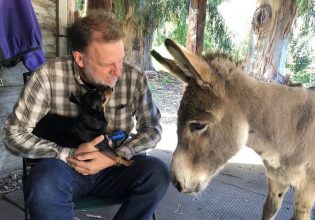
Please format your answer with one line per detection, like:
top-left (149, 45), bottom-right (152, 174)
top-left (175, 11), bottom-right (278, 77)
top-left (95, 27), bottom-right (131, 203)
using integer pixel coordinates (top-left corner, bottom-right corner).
top-left (57, 0), bottom-right (75, 56)
top-left (186, 0), bottom-right (207, 55)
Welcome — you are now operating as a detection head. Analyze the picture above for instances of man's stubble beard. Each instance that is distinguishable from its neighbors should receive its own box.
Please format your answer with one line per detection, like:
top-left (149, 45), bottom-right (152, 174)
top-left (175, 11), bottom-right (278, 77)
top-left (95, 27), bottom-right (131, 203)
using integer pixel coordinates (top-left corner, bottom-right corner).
top-left (83, 67), bottom-right (117, 88)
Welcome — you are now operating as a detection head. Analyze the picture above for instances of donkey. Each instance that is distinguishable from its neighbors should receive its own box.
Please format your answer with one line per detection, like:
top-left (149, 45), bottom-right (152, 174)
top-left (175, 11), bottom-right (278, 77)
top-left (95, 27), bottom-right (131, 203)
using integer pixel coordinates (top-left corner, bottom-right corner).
top-left (151, 39), bottom-right (315, 220)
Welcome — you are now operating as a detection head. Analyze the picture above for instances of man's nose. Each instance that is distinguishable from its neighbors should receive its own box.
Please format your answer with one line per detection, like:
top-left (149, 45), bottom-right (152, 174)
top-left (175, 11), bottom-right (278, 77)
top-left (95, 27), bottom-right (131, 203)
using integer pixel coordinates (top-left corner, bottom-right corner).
top-left (111, 62), bottom-right (122, 76)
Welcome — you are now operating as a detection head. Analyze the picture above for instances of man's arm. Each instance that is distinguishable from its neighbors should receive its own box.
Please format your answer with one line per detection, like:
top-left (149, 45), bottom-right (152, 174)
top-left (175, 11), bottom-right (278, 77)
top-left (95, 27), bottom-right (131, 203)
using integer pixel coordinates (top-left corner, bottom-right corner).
top-left (2, 69), bottom-right (75, 162)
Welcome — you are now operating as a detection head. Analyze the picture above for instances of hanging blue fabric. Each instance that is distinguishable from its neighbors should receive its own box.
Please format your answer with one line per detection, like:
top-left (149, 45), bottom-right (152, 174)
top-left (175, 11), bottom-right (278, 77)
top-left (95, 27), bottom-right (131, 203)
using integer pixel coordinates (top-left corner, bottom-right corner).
top-left (0, 0), bottom-right (46, 71)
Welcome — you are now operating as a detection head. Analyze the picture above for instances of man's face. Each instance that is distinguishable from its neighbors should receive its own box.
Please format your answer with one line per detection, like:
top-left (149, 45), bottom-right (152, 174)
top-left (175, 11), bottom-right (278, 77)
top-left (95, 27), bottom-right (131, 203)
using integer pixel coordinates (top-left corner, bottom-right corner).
top-left (74, 39), bottom-right (125, 88)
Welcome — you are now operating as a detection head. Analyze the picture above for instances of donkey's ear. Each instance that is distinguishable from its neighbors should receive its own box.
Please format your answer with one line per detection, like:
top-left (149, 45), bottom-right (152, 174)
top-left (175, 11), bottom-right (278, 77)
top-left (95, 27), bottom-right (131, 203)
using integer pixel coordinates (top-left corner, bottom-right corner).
top-left (151, 50), bottom-right (189, 83)
top-left (164, 38), bottom-right (225, 97)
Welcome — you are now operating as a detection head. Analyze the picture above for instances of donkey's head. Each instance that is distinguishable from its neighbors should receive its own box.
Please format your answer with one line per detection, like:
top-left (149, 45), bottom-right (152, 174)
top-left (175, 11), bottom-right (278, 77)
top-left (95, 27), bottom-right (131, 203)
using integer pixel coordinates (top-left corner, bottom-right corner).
top-left (151, 39), bottom-right (249, 193)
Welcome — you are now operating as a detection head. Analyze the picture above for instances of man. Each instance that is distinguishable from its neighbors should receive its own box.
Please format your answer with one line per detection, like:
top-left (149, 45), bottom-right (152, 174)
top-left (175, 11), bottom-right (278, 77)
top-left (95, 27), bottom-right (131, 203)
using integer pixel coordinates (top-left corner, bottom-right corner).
top-left (2, 11), bottom-right (169, 220)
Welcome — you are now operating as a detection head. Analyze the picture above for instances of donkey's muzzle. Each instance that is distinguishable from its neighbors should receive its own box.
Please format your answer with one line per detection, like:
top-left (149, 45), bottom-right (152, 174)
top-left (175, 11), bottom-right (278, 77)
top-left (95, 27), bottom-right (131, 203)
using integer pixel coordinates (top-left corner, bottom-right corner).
top-left (171, 177), bottom-right (183, 192)
top-left (171, 175), bottom-right (203, 193)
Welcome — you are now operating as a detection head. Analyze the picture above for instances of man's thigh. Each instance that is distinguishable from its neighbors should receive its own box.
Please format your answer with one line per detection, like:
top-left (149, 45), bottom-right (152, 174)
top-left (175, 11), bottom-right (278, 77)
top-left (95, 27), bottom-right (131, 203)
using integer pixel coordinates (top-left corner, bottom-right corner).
top-left (90, 154), bottom-right (169, 198)
top-left (25, 158), bottom-right (94, 200)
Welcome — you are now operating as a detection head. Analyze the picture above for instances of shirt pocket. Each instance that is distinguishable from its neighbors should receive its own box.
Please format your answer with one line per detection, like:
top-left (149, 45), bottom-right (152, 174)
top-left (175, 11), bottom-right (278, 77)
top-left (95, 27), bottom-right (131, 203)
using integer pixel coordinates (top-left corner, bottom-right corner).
top-left (105, 104), bottom-right (134, 132)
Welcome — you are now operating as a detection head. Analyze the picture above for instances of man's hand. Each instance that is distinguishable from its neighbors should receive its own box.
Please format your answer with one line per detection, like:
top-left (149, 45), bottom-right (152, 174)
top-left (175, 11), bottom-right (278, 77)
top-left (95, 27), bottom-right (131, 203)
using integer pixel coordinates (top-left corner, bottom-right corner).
top-left (66, 135), bottom-right (117, 175)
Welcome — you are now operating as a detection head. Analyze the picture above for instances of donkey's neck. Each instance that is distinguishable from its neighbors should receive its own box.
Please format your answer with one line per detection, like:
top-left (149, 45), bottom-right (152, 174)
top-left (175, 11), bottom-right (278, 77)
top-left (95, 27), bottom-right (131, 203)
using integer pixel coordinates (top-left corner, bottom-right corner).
top-left (228, 72), bottom-right (312, 156)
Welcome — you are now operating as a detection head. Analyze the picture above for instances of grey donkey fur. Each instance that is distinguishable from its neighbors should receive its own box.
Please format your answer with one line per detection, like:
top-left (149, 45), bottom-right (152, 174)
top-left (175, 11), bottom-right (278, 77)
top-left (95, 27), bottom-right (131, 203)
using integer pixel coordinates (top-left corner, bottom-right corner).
top-left (151, 39), bottom-right (315, 220)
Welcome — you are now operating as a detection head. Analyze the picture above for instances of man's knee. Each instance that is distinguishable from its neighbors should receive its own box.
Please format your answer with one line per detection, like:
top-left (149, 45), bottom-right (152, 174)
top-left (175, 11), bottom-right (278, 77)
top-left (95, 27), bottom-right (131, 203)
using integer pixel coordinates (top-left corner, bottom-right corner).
top-left (147, 156), bottom-right (170, 184)
top-left (135, 156), bottom-right (170, 195)
top-left (24, 158), bottom-right (73, 205)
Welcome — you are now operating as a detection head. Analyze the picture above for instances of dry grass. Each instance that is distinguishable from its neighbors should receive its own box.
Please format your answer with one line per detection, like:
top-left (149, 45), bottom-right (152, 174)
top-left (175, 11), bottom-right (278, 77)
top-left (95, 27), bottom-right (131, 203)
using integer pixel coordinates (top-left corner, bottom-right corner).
top-left (147, 71), bottom-right (183, 124)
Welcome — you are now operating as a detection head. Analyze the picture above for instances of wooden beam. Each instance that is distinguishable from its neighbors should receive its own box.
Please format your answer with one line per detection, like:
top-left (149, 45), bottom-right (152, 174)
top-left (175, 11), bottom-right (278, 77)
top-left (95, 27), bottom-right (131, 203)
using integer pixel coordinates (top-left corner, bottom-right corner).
top-left (0, 86), bottom-right (22, 118)
top-left (57, 0), bottom-right (75, 56)
top-left (186, 0), bottom-right (207, 55)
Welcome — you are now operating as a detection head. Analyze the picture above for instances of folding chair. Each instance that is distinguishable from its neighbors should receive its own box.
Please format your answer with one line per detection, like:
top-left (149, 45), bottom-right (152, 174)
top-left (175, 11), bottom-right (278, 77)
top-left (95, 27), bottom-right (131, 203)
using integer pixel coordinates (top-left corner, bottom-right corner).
top-left (22, 72), bottom-right (157, 220)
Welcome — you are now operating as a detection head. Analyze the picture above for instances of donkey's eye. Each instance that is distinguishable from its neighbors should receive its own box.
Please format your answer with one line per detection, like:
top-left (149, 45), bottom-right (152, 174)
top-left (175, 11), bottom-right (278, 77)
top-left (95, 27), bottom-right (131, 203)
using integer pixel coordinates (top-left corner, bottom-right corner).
top-left (189, 122), bottom-right (207, 133)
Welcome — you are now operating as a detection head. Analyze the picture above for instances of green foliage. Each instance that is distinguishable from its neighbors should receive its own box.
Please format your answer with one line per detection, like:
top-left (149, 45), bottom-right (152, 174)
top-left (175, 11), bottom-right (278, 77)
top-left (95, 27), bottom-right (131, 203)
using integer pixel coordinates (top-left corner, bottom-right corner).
top-left (288, 38), bottom-right (311, 73)
top-left (155, 22), bottom-right (188, 46)
top-left (153, 0), bottom-right (248, 60)
top-left (286, 0), bottom-right (315, 87)
top-left (75, 0), bottom-right (85, 12)
top-left (297, 0), bottom-right (315, 33)
top-left (288, 37), bottom-right (314, 86)
top-left (229, 39), bottom-right (250, 61)
top-left (292, 71), bottom-right (310, 84)
top-left (204, 0), bottom-right (249, 60)
top-left (153, 0), bottom-right (189, 46)
top-left (113, 0), bottom-right (248, 60)
top-left (112, 0), bottom-right (314, 80)
top-left (115, 0), bottom-right (188, 32)
top-left (204, 0), bottom-right (233, 52)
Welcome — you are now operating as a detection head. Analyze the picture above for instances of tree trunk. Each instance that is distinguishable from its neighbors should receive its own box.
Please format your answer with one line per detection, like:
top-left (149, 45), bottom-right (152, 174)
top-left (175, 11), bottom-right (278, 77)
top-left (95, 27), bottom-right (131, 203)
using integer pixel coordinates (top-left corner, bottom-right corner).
top-left (87, 0), bottom-right (113, 12)
top-left (186, 0), bottom-right (207, 55)
top-left (119, 2), bottom-right (155, 70)
top-left (245, 0), bottom-right (297, 83)
top-left (142, 31), bottom-right (154, 71)
top-left (121, 3), bottom-right (143, 67)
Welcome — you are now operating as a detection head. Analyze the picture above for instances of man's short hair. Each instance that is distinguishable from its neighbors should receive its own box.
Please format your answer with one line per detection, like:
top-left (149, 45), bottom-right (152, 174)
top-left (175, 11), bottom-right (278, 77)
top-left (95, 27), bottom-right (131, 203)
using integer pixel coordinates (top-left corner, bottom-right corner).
top-left (68, 10), bottom-right (125, 53)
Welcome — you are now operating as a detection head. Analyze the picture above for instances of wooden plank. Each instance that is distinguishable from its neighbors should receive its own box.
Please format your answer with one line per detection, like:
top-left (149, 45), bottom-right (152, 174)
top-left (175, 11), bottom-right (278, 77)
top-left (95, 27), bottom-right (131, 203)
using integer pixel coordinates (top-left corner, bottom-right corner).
top-left (0, 199), bottom-right (25, 219)
top-left (57, 0), bottom-right (68, 56)
top-left (0, 62), bottom-right (27, 87)
top-left (0, 116), bottom-right (5, 141)
top-left (2, 189), bottom-right (25, 210)
top-left (0, 144), bottom-right (22, 177)
top-left (0, 116), bottom-right (23, 176)
top-left (0, 86), bottom-right (22, 117)
top-left (33, 0), bottom-right (57, 31)
top-left (42, 28), bottom-right (57, 60)
top-left (33, 0), bottom-right (57, 59)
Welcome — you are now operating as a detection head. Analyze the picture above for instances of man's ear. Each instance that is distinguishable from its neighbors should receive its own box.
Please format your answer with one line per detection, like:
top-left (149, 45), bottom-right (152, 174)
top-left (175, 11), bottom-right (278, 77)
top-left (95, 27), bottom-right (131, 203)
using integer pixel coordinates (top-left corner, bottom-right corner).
top-left (73, 51), bottom-right (84, 68)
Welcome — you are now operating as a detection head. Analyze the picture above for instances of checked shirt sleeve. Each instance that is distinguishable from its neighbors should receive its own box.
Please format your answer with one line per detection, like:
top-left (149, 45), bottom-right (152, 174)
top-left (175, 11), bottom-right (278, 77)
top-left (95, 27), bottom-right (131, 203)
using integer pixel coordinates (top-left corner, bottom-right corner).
top-left (2, 69), bottom-right (74, 163)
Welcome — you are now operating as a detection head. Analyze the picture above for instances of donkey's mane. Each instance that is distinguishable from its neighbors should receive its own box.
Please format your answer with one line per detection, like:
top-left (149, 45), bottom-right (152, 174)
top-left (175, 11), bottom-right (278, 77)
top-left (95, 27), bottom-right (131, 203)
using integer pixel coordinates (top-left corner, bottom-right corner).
top-left (192, 52), bottom-right (247, 98)
top-left (203, 52), bottom-right (244, 80)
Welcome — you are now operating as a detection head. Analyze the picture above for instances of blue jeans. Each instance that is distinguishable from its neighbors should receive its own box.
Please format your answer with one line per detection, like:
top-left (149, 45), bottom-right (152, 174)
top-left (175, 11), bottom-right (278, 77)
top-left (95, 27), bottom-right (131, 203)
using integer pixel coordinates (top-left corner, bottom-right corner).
top-left (24, 155), bottom-right (170, 220)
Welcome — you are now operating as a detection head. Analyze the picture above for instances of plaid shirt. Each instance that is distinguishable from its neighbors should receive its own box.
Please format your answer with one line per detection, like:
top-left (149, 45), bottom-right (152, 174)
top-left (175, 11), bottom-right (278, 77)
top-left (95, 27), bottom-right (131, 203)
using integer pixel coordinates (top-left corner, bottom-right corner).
top-left (2, 56), bottom-right (162, 162)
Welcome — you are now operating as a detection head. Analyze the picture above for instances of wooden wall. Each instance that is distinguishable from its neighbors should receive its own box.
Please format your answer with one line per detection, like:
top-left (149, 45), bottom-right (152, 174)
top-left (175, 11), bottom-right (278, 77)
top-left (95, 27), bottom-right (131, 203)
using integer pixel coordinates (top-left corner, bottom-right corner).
top-left (33, 0), bottom-right (58, 59)
top-left (0, 0), bottom-right (74, 177)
